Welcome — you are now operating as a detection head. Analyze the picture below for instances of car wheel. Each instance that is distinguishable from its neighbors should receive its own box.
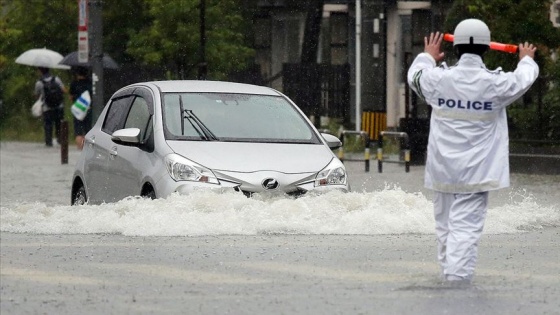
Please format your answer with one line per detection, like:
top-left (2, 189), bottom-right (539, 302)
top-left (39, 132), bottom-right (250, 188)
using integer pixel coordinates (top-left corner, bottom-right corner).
top-left (72, 185), bottom-right (87, 206)
top-left (142, 187), bottom-right (156, 200)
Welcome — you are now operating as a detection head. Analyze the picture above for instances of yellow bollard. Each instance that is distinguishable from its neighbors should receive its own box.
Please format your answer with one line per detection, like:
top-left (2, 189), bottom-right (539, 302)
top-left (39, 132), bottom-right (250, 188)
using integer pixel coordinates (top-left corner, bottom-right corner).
top-left (404, 149), bottom-right (410, 173)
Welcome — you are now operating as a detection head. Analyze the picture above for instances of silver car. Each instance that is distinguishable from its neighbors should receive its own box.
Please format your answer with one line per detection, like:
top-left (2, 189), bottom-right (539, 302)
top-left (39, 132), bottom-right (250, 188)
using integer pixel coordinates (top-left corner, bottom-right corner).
top-left (71, 80), bottom-right (349, 205)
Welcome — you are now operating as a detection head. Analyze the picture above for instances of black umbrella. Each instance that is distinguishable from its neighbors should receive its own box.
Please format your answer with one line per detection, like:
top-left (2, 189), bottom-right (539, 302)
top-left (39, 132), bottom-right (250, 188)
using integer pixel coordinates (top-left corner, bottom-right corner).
top-left (59, 51), bottom-right (119, 69)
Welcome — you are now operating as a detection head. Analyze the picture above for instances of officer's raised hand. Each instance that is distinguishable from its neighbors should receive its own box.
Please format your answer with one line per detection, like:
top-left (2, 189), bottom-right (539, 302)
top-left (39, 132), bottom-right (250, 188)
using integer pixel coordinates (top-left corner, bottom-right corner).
top-left (424, 32), bottom-right (445, 62)
top-left (518, 42), bottom-right (536, 60)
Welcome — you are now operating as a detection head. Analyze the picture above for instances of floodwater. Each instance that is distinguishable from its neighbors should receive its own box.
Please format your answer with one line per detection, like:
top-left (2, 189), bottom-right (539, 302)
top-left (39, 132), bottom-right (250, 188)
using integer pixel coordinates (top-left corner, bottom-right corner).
top-left (1, 141), bottom-right (559, 315)
top-left (2, 183), bottom-right (559, 236)
top-left (1, 142), bottom-right (558, 236)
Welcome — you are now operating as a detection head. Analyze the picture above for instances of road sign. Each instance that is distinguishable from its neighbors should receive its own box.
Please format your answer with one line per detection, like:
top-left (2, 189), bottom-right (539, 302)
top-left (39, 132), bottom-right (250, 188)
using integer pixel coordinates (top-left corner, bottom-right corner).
top-left (78, 0), bottom-right (88, 63)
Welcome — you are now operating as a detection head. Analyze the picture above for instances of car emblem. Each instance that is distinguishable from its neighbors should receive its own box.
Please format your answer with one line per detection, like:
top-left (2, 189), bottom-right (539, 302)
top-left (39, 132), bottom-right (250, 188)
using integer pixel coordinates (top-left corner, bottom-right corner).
top-left (262, 178), bottom-right (279, 190)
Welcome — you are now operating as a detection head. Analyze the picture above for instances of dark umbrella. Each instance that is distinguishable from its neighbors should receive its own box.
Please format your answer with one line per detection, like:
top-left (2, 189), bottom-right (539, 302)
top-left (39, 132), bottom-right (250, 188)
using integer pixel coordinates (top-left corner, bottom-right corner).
top-left (59, 51), bottom-right (119, 69)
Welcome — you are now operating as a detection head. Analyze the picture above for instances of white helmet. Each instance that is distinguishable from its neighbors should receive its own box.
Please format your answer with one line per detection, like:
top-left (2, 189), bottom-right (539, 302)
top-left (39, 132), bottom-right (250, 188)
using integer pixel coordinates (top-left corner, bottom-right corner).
top-left (453, 19), bottom-right (490, 46)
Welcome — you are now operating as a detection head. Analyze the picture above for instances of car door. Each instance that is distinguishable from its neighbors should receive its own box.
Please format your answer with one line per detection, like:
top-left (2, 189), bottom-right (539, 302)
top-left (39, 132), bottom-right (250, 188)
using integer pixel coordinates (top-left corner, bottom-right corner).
top-left (85, 92), bottom-right (134, 204)
top-left (104, 87), bottom-right (154, 201)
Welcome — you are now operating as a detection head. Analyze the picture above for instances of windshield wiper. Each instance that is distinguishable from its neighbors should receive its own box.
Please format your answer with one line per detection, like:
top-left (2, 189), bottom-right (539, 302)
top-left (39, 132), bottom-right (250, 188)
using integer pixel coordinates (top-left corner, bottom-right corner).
top-left (183, 109), bottom-right (219, 141)
top-left (179, 95), bottom-right (186, 135)
top-left (179, 95), bottom-right (205, 138)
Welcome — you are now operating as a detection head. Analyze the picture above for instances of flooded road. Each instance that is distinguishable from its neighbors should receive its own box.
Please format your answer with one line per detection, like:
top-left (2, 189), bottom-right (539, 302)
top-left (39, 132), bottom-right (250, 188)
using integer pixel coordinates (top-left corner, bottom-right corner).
top-left (1, 141), bottom-right (559, 314)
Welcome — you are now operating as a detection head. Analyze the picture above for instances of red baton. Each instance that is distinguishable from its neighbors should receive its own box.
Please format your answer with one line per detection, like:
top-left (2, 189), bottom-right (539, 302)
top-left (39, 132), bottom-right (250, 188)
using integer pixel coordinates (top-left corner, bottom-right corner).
top-left (443, 33), bottom-right (518, 54)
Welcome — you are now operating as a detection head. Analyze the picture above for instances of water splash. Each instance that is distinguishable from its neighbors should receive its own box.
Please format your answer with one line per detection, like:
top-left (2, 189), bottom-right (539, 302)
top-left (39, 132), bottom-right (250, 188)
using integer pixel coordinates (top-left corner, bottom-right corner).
top-left (1, 187), bottom-right (558, 236)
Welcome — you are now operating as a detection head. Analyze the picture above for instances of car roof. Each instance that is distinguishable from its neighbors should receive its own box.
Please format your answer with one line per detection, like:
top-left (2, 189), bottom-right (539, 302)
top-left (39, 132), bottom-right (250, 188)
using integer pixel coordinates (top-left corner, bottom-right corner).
top-left (128, 80), bottom-right (281, 96)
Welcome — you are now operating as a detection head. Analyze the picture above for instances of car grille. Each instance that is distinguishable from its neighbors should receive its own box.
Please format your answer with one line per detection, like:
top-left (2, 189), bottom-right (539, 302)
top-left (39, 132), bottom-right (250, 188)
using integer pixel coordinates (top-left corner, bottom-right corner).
top-left (235, 187), bottom-right (307, 198)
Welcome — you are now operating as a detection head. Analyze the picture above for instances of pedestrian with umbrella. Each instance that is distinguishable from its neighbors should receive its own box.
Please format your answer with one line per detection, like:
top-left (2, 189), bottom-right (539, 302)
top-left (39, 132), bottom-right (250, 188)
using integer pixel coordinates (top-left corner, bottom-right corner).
top-left (35, 67), bottom-right (67, 147)
top-left (16, 48), bottom-right (69, 147)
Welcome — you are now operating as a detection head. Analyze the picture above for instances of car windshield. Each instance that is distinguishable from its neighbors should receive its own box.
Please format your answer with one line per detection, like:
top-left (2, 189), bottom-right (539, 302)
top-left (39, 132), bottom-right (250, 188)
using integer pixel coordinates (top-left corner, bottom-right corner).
top-left (162, 93), bottom-right (320, 143)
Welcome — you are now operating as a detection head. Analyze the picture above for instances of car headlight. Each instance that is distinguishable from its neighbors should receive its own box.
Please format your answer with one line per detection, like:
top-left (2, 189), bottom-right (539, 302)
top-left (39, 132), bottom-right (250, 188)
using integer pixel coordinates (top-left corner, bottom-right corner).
top-left (314, 159), bottom-right (347, 186)
top-left (164, 154), bottom-right (219, 184)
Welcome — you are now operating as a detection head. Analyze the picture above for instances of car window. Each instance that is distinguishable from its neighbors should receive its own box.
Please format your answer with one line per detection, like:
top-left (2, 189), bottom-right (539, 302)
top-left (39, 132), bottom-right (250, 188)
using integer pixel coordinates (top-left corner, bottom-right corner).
top-left (124, 96), bottom-right (151, 140)
top-left (102, 96), bottom-right (133, 134)
top-left (162, 93), bottom-right (320, 144)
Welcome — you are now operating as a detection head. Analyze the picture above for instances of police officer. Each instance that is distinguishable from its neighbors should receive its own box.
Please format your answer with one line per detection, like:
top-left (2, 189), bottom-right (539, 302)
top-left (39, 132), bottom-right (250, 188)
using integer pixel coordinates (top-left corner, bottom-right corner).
top-left (407, 19), bottom-right (539, 284)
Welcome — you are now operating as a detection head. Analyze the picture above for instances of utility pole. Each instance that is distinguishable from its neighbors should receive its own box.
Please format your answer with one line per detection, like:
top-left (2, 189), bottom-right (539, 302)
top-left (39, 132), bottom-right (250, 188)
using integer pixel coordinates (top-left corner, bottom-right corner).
top-left (198, 0), bottom-right (207, 80)
top-left (301, 0), bottom-right (324, 64)
top-left (355, 0), bottom-right (362, 132)
top-left (89, 0), bottom-right (104, 121)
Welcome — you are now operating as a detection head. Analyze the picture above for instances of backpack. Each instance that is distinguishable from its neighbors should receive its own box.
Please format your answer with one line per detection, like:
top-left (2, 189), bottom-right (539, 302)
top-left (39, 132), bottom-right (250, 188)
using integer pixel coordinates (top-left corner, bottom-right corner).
top-left (42, 77), bottom-right (63, 108)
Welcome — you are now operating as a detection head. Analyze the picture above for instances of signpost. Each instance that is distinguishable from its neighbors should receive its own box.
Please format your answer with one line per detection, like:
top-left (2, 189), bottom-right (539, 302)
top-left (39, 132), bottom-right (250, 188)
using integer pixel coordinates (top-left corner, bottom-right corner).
top-left (355, 0), bottom-right (362, 132)
top-left (78, 0), bottom-right (88, 63)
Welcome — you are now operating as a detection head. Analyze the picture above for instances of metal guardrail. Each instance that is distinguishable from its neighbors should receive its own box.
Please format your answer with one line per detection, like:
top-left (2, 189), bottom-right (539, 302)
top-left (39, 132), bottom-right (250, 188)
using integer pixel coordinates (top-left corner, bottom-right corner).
top-left (377, 131), bottom-right (410, 173)
top-left (325, 129), bottom-right (411, 173)
top-left (336, 130), bottom-right (371, 172)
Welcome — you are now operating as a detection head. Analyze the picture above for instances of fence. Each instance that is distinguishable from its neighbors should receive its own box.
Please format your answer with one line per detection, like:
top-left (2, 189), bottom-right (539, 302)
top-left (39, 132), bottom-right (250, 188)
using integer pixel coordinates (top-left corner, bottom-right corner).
top-left (336, 130), bottom-right (371, 172)
top-left (283, 63), bottom-right (350, 121)
top-left (377, 131), bottom-right (410, 173)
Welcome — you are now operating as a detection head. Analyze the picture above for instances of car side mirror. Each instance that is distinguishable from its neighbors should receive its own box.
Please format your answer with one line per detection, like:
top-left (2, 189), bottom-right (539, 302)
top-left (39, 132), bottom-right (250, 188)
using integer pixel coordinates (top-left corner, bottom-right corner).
top-left (321, 133), bottom-right (342, 149)
top-left (111, 128), bottom-right (141, 145)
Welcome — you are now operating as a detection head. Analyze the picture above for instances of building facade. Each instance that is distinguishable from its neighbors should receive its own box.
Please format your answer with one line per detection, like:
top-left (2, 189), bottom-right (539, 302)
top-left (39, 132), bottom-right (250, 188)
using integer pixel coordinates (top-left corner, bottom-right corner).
top-left (253, 0), bottom-right (451, 133)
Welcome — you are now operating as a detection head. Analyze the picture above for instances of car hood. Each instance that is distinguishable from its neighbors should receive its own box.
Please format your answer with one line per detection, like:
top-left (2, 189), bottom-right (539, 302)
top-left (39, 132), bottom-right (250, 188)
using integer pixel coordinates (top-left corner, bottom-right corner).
top-left (166, 141), bottom-right (334, 173)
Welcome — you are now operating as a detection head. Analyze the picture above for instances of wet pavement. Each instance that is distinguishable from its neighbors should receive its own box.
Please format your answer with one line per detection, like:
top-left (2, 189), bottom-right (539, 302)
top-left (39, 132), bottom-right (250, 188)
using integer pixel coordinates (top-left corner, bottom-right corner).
top-left (1, 141), bottom-right (559, 314)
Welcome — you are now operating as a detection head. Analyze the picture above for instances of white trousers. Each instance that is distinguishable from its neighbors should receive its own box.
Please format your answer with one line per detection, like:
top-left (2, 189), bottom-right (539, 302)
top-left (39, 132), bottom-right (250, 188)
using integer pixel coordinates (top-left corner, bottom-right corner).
top-left (433, 191), bottom-right (489, 280)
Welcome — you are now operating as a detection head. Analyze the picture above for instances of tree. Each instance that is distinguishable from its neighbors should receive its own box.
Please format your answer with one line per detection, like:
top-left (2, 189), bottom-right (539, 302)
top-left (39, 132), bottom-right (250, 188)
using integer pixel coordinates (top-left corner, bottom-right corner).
top-left (0, 0), bottom-right (255, 140)
top-left (125, 0), bottom-right (254, 80)
top-left (0, 0), bottom-right (76, 140)
top-left (103, 0), bottom-right (151, 64)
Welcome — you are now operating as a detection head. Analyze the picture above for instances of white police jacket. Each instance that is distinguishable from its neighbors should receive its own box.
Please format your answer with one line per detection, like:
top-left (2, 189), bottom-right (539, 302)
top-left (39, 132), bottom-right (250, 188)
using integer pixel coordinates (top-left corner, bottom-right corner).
top-left (407, 53), bottom-right (539, 193)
